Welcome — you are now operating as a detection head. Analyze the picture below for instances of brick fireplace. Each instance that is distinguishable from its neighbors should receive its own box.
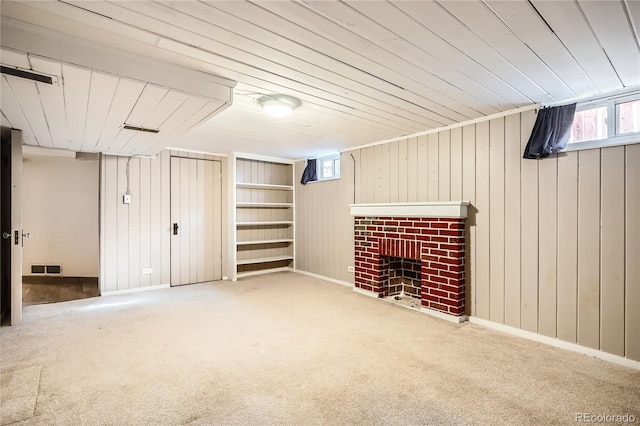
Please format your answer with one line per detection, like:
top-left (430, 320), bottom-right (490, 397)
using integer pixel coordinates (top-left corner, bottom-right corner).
top-left (350, 202), bottom-right (469, 322)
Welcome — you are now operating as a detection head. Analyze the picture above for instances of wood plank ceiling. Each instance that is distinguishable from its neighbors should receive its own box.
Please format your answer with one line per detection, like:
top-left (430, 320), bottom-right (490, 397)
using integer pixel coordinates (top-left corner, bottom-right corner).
top-left (1, 0), bottom-right (639, 159)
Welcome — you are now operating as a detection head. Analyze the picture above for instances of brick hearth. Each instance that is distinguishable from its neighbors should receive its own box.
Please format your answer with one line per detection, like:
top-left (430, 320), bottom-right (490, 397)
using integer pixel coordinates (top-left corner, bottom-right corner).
top-left (353, 214), bottom-right (466, 317)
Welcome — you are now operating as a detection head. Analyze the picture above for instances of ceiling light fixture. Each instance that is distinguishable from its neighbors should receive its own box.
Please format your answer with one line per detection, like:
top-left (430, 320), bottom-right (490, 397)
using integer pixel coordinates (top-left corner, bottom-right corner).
top-left (257, 94), bottom-right (301, 118)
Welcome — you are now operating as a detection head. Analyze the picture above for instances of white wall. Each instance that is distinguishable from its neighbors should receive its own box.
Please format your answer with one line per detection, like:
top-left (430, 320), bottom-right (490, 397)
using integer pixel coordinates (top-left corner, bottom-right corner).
top-left (22, 154), bottom-right (99, 277)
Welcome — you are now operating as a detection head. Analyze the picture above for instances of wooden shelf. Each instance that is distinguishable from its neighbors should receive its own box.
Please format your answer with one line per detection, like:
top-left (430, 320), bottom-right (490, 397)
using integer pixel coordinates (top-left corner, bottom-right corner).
top-left (236, 221), bottom-right (293, 226)
top-left (236, 267), bottom-right (291, 279)
top-left (236, 183), bottom-right (293, 190)
top-left (236, 255), bottom-right (294, 265)
top-left (237, 239), bottom-right (294, 246)
top-left (233, 155), bottom-right (295, 281)
top-left (236, 202), bottom-right (293, 208)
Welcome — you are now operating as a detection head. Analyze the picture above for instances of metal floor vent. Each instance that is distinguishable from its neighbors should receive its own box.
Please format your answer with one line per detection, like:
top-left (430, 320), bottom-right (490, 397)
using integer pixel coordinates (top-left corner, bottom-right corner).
top-left (30, 264), bottom-right (62, 276)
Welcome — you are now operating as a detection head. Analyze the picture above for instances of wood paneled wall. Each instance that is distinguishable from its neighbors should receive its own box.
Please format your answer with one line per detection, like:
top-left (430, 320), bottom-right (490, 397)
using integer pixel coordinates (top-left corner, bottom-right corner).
top-left (295, 156), bottom-right (355, 284)
top-left (295, 109), bottom-right (640, 362)
top-left (100, 150), bottom-right (227, 293)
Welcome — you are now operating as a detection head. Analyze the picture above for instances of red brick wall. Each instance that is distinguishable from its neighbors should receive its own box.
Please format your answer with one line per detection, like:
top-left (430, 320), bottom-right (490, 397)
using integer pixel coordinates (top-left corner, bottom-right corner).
top-left (354, 216), bottom-right (466, 316)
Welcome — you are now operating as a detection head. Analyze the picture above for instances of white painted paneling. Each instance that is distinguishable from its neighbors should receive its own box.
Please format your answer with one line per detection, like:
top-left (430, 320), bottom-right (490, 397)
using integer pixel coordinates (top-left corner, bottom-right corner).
top-left (388, 0), bottom-right (551, 104)
top-left (298, 0), bottom-right (502, 116)
top-left (3, 76), bottom-right (53, 148)
top-left (82, 72), bottom-right (120, 152)
top-left (1, 0), bottom-right (637, 158)
top-left (101, 152), bottom-right (168, 292)
top-left (0, 76), bottom-right (37, 145)
top-left (61, 63), bottom-right (91, 151)
top-left (578, 0), bottom-right (640, 87)
top-left (531, 0), bottom-right (621, 93)
top-left (439, 0), bottom-right (575, 102)
top-left (484, 0), bottom-right (597, 97)
top-left (94, 78), bottom-right (146, 153)
top-left (109, 0), bottom-right (457, 128)
top-left (125, 84), bottom-right (169, 128)
top-left (0, 45), bottom-right (232, 156)
top-left (27, 56), bottom-right (69, 148)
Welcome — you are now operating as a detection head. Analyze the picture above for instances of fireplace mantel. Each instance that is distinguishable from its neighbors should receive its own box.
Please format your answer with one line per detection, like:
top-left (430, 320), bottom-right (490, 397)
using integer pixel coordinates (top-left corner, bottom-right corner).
top-left (349, 202), bottom-right (469, 219)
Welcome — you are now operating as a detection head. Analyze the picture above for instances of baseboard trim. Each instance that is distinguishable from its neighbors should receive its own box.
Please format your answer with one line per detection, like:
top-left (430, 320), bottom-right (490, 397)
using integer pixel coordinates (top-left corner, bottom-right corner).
top-left (420, 307), bottom-right (468, 324)
top-left (468, 316), bottom-right (640, 371)
top-left (102, 284), bottom-right (170, 296)
top-left (23, 276), bottom-right (98, 285)
top-left (352, 286), bottom-right (379, 298)
top-left (294, 270), bottom-right (353, 288)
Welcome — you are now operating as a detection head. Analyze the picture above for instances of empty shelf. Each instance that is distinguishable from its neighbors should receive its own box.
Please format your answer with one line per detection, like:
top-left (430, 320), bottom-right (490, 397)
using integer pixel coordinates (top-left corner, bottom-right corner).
top-left (236, 255), bottom-right (294, 265)
top-left (236, 202), bottom-right (293, 208)
top-left (237, 239), bottom-right (294, 245)
top-left (236, 221), bottom-right (293, 226)
top-left (236, 183), bottom-right (293, 190)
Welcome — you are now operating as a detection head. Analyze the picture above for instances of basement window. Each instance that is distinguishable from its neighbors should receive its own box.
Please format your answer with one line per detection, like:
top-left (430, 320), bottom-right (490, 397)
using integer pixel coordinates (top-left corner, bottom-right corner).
top-left (564, 90), bottom-right (640, 151)
top-left (316, 154), bottom-right (341, 181)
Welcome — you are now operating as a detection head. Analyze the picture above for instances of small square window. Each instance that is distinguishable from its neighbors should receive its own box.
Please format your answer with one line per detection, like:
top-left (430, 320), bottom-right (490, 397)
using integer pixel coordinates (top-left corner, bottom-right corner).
top-left (316, 154), bottom-right (341, 181)
top-left (569, 106), bottom-right (608, 143)
top-left (616, 99), bottom-right (640, 135)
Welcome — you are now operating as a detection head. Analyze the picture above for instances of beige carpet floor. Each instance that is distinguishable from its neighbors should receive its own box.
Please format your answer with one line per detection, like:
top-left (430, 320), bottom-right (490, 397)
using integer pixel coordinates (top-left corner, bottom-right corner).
top-left (1, 272), bottom-right (638, 425)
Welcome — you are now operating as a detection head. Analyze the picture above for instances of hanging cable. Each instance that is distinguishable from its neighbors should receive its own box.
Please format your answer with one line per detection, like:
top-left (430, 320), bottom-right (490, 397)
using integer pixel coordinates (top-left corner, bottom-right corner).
top-left (350, 153), bottom-right (356, 204)
top-left (126, 157), bottom-right (132, 195)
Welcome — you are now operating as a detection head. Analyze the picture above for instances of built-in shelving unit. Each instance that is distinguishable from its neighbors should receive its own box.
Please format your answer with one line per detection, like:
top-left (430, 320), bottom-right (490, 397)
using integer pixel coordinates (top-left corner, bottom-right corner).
top-left (230, 153), bottom-right (295, 280)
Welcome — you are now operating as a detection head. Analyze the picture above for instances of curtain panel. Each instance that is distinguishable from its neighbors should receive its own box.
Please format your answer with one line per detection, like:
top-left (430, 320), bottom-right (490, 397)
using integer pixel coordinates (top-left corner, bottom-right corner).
top-left (523, 103), bottom-right (577, 159)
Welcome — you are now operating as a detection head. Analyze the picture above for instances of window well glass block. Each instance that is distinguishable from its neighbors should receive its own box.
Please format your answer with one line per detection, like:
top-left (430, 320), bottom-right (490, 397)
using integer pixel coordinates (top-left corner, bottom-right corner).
top-left (569, 106), bottom-right (607, 143)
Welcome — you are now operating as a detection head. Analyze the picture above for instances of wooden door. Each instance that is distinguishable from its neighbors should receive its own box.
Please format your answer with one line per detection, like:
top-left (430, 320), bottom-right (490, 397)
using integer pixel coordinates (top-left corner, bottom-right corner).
top-left (170, 157), bottom-right (222, 286)
top-left (1, 129), bottom-right (22, 324)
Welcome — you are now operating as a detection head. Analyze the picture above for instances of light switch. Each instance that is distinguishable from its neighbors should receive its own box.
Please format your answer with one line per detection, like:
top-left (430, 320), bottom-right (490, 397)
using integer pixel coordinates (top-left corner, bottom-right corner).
top-left (123, 194), bottom-right (131, 204)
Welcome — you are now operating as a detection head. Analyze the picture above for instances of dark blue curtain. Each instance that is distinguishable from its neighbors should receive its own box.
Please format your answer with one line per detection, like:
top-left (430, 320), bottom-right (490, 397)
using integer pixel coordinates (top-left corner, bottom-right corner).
top-left (300, 159), bottom-right (317, 184)
top-left (523, 103), bottom-right (577, 159)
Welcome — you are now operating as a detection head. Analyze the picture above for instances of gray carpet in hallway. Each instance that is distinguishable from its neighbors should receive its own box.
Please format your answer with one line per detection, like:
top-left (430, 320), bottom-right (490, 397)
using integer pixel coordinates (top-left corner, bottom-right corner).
top-left (1, 272), bottom-right (638, 425)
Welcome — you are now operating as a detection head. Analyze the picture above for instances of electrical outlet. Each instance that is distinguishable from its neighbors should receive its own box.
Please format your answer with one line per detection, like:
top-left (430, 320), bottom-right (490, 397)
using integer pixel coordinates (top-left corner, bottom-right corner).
top-left (142, 268), bottom-right (152, 275)
top-left (123, 194), bottom-right (131, 204)
top-left (347, 266), bottom-right (355, 273)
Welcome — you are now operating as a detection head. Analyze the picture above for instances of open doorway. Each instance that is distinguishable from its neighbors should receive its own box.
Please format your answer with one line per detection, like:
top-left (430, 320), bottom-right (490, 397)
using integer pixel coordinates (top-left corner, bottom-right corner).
top-left (21, 147), bottom-right (99, 305)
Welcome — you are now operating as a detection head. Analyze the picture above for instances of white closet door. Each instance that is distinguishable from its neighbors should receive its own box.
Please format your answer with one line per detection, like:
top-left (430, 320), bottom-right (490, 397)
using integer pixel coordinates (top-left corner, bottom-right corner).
top-left (170, 157), bottom-right (222, 286)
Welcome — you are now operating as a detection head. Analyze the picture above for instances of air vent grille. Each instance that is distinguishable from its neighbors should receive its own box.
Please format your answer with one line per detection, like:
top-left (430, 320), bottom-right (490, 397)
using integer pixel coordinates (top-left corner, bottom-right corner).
top-left (1, 65), bottom-right (53, 84)
top-left (30, 264), bottom-right (62, 276)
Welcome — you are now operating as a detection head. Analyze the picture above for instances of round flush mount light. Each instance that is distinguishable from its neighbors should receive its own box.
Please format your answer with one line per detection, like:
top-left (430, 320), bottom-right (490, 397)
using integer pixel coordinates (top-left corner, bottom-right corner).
top-left (257, 94), bottom-right (301, 118)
